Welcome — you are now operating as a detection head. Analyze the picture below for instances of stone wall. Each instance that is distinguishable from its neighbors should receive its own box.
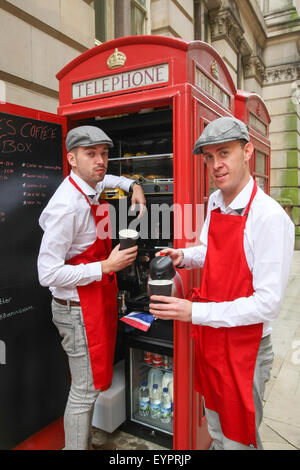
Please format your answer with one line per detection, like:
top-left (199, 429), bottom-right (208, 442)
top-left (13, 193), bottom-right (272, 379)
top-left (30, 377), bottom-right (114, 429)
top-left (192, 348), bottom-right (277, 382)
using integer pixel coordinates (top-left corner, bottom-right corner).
top-left (0, 0), bottom-right (95, 113)
top-left (262, 4), bottom-right (300, 248)
top-left (151, 0), bottom-right (194, 39)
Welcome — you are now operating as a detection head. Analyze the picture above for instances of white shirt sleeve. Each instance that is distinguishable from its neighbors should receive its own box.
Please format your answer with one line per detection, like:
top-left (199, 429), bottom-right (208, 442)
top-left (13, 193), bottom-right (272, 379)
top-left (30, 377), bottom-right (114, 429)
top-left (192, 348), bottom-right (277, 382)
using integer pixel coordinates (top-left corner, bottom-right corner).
top-left (181, 244), bottom-right (207, 269)
top-left (191, 211), bottom-right (295, 328)
top-left (103, 174), bottom-right (134, 193)
top-left (37, 207), bottom-right (102, 288)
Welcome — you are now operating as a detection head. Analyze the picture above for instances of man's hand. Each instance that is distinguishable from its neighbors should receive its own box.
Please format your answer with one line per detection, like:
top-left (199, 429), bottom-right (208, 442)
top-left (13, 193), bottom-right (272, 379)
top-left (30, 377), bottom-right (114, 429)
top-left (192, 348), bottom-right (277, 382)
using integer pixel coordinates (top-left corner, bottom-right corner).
top-left (149, 296), bottom-right (192, 322)
top-left (101, 244), bottom-right (138, 273)
top-left (155, 248), bottom-right (184, 267)
top-left (130, 184), bottom-right (146, 219)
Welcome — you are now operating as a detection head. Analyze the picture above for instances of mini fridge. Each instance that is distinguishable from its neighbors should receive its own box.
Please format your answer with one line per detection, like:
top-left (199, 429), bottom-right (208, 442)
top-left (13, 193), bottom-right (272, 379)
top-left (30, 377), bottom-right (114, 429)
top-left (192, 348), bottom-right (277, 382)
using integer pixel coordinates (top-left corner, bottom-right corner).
top-left (123, 320), bottom-right (174, 448)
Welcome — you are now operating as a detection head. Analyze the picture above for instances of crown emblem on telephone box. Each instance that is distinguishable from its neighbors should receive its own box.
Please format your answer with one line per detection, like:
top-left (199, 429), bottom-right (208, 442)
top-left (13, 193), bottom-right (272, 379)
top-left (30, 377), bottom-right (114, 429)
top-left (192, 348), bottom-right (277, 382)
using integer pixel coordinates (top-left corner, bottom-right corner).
top-left (211, 60), bottom-right (219, 80)
top-left (107, 48), bottom-right (127, 69)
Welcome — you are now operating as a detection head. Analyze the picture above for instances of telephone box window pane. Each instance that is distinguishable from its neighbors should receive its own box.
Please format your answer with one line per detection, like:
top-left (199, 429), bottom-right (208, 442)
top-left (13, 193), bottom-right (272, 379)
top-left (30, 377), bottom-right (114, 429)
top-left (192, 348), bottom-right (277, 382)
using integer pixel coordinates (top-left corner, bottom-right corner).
top-left (256, 151), bottom-right (266, 175)
top-left (255, 176), bottom-right (266, 192)
top-left (249, 113), bottom-right (267, 135)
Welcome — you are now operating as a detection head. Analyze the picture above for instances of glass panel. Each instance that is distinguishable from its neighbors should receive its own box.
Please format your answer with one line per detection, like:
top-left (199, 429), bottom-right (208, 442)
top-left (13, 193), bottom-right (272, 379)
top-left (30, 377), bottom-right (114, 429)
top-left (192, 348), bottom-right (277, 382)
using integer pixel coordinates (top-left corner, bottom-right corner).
top-left (94, 0), bottom-right (106, 43)
top-left (109, 154), bottom-right (173, 182)
top-left (255, 176), bottom-right (266, 192)
top-left (249, 113), bottom-right (267, 135)
top-left (256, 151), bottom-right (266, 175)
top-left (131, 3), bottom-right (145, 35)
top-left (195, 68), bottom-right (231, 109)
top-left (105, 111), bottom-right (173, 182)
top-left (130, 347), bottom-right (173, 435)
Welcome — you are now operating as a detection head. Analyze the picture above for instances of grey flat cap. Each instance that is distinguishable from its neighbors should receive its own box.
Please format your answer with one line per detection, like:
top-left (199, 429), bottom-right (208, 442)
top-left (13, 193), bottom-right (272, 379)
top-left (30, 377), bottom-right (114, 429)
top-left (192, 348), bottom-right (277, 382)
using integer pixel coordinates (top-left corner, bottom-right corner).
top-left (66, 125), bottom-right (113, 152)
top-left (193, 117), bottom-right (250, 154)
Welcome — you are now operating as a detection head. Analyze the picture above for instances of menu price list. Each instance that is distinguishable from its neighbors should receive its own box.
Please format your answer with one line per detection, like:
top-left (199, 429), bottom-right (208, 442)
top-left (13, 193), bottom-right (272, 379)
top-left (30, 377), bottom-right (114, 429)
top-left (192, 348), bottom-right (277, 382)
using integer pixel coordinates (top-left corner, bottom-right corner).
top-left (0, 112), bottom-right (63, 288)
top-left (0, 159), bottom-right (62, 209)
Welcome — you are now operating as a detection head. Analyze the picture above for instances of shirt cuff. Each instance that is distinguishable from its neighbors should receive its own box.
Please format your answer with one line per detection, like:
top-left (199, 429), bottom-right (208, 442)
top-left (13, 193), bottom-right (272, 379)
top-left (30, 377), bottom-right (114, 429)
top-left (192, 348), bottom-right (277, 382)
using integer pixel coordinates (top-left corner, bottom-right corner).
top-left (123, 178), bottom-right (136, 193)
top-left (192, 301), bottom-right (210, 325)
top-left (86, 261), bottom-right (103, 281)
top-left (179, 248), bottom-right (194, 269)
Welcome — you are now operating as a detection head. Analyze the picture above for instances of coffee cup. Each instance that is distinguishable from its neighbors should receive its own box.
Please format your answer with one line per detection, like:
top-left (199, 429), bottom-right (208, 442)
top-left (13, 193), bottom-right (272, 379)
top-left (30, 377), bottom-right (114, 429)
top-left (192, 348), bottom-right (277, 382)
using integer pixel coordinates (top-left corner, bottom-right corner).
top-left (148, 279), bottom-right (173, 303)
top-left (119, 229), bottom-right (139, 250)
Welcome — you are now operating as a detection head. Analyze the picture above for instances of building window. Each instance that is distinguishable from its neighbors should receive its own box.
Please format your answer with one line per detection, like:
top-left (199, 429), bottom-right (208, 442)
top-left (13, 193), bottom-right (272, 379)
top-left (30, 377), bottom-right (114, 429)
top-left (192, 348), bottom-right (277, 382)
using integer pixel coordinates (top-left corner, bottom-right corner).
top-left (194, 0), bottom-right (209, 42)
top-left (131, 0), bottom-right (147, 35)
top-left (93, 0), bottom-right (106, 43)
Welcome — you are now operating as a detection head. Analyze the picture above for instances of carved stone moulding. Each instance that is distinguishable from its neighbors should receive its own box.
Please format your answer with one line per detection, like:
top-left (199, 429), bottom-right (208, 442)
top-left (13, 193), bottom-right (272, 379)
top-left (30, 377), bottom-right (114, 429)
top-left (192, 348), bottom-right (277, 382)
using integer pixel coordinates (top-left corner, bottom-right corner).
top-left (263, 63), bottom-right (300, 85)
top-left (243, 55), bottom-right (266, 85)
top-left (208, 3), bottom-right (252, 58)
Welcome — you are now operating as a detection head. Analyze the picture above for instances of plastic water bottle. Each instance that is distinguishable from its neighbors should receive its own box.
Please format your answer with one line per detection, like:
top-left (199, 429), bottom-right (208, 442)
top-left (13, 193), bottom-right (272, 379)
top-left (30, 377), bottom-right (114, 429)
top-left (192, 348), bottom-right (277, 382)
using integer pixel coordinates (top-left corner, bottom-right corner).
top-left (160, 387), bottom-right (172, 423)
top-left (139, 381), bottom-right (150, 416)
top-left (150, 384), bottom-right (161, 419)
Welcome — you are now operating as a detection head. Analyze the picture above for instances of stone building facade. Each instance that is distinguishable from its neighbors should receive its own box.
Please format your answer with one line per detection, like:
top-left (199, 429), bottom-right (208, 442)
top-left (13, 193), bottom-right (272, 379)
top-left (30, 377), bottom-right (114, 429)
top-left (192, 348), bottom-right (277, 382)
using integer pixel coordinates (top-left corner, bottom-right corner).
top-left (0, 0), bottom-right (299, 246)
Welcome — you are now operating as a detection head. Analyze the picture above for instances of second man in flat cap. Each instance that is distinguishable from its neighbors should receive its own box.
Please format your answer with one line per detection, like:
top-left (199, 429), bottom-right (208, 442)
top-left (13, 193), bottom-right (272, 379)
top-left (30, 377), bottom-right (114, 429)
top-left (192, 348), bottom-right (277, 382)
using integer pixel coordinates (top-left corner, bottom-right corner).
top-left (150, 116), bottom-right (294, 451)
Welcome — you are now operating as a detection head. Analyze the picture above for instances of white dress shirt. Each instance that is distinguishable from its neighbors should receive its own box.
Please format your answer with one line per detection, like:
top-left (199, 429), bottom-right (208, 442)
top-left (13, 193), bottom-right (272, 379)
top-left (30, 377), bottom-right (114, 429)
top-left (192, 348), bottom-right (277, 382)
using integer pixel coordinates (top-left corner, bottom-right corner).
top-left (181, 177), bottom-right (295, 337)
top-left (38, 170), bottom-right (134, 301)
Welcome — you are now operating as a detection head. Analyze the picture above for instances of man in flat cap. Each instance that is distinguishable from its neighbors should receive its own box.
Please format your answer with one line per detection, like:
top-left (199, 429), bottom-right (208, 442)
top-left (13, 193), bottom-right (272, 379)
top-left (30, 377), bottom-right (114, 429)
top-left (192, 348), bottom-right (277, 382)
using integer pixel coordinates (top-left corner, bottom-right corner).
top-left (150, 116), bottom-right (294, 450)
top-left (38, 126), bottom-right (146, 450)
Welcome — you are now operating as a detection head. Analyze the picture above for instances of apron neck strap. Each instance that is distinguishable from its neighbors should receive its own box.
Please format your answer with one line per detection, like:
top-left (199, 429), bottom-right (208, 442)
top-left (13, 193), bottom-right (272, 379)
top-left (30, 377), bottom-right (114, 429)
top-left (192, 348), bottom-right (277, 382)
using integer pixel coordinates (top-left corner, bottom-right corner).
top-left (69, 175), bottom-right (93, 208)
top-left (244, 180), bottom-right (258, 217)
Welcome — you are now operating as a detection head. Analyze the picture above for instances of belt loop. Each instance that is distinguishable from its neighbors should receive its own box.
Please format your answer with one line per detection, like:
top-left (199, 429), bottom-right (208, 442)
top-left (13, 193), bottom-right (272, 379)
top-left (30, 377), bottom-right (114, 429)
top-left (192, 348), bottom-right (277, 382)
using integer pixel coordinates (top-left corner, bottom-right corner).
top-left (66, 300), bottom-right (71, 313)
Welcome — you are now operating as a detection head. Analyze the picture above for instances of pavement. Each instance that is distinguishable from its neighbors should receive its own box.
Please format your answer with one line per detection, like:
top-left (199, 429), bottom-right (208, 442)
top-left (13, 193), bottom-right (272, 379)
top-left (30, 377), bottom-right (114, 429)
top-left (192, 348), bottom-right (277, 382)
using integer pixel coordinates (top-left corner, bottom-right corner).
top-left (92, 250), bottom-right (300, 451)
top-left (260, 250), bottom-right (300, 450)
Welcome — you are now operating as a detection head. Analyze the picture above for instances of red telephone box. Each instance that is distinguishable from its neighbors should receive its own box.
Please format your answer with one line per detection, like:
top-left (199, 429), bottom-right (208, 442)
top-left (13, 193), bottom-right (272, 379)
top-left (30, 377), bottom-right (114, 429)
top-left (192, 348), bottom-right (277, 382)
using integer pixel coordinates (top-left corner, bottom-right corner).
top-left (235, 90), bottom-right (271, 195)
top-left (0, 36), bottom-right (271, 450)
top-left (55, 35), bottom-right (237, 450)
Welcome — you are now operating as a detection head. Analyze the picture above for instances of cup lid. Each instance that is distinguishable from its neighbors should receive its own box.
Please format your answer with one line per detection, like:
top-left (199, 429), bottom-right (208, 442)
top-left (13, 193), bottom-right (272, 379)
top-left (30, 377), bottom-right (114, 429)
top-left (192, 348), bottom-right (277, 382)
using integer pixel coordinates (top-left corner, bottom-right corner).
top-left (148, 279), bottom-right (173, 285)
top-left (119, 228), bottom-right (139, 239)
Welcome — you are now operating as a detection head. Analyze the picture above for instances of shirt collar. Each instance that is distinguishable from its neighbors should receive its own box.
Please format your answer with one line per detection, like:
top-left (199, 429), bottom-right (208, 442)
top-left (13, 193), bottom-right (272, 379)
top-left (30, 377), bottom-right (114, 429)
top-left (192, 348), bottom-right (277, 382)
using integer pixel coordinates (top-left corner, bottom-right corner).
top-left (70, 170), bottom-right (102, 197)
top-left (214, 177), bottom-right (254, 213)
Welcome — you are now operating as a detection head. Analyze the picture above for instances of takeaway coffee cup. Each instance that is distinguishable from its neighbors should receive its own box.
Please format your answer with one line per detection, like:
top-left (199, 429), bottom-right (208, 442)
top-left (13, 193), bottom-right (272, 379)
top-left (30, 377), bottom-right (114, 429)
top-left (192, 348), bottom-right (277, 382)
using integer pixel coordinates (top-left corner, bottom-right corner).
top-left (148, 279), bottom-right (173, 303)
top-left (119, 229), bottom-right (139, 250)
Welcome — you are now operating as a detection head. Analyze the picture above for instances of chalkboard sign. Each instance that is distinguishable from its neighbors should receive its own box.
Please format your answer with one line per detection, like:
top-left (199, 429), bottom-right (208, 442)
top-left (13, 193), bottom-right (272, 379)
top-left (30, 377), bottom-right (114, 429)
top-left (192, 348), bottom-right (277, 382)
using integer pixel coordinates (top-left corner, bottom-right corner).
top-left (0, 111), bottom-right (69, 449)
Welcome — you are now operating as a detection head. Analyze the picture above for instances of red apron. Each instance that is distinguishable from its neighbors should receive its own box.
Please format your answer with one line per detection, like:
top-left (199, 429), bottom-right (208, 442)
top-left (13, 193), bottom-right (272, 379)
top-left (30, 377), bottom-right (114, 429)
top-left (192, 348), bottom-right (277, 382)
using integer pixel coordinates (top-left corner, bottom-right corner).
top-left (189, 182), bottom-right (263, 448)
top-left (66, 176), bottom-right (118, 391)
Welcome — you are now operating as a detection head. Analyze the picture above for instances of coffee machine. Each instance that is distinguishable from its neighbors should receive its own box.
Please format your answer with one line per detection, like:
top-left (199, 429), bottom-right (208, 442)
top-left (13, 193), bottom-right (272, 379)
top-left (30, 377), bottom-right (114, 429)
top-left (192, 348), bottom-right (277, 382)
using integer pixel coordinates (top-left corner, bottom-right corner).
top-left (113, 192), bottom-right (175, 316)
